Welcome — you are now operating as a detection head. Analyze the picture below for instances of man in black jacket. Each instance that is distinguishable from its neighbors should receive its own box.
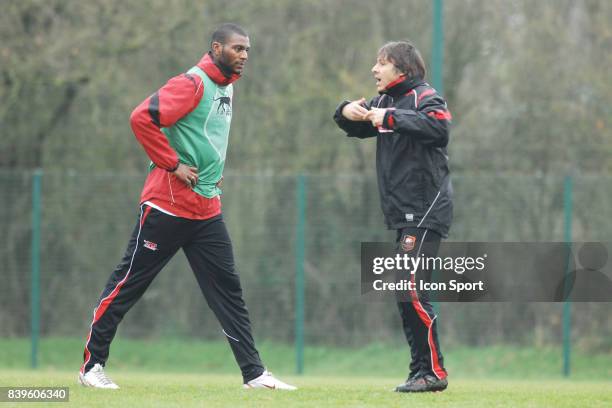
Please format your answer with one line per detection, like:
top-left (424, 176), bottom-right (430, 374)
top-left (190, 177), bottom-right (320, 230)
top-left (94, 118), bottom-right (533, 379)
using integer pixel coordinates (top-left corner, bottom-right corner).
top-left (333, 41), bottom-right (452, 393)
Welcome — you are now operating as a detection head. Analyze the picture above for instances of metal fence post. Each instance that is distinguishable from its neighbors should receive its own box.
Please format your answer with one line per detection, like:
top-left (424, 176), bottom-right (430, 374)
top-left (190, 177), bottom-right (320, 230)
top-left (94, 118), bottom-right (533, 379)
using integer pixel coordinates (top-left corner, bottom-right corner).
top-left (295, 174), bottom-right (307, 375)
top-left (562, 175), bottom-right (573, 377)
top-left (432, 0), bottom-right (444, 96)
top-left (430, 0), bottom-right (445, 319)
top-left (31, 169), bottom-right (42, 369)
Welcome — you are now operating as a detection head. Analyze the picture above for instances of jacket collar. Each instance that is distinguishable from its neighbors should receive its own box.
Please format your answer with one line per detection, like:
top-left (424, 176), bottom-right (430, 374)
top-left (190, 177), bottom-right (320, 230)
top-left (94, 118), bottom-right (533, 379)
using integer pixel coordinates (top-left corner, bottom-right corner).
top-left (196, 52), bottom-right (241, 86)
top-left (381, 75), bottom-right (425, 97)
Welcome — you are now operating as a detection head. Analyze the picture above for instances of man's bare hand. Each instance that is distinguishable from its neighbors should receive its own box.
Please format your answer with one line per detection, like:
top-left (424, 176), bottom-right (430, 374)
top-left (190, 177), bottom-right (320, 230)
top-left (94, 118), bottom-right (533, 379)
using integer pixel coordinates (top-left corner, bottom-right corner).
top-left (364, 108), bottom-right (387, 127)
top-left (341, 98), bottom-right (369, 121)
top-left (173, 163), bottom-right (198, 188)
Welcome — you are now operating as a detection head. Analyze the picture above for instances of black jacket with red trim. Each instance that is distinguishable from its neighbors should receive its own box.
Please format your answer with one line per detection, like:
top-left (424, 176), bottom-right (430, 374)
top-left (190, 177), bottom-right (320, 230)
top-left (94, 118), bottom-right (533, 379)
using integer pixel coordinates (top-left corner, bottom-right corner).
top-left (333, 76), bottom-right (453, 237)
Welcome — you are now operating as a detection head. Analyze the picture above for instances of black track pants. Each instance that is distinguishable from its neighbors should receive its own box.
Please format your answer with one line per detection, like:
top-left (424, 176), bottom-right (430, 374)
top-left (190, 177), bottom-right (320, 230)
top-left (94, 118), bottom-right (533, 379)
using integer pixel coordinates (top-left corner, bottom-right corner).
top-left (395, 227), bottom-right (447, 380)
top-left (81, 205), bottom-right (264, 382)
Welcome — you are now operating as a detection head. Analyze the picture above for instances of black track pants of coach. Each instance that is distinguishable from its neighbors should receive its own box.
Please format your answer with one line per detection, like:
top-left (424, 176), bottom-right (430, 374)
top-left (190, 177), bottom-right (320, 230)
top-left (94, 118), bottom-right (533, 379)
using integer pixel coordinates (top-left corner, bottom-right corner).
top-left (396, 226), bottom-right (448, 380)
top-left (81, 205), bottom-right (265, 382)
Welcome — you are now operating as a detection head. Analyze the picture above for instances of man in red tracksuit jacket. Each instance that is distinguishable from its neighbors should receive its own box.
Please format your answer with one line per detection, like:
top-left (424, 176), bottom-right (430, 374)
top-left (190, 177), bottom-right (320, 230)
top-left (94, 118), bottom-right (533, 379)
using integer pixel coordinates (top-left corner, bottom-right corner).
top-left (78, 23), bottom-right (296, 391)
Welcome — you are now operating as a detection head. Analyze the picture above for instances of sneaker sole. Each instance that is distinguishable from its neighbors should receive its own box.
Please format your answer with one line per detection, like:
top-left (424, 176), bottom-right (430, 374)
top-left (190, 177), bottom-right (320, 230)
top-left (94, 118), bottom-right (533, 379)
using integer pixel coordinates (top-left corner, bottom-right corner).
top-left (243, 385), bottom-right (297, 391)
top-left (395, 385), bottom-right (447, 393)
top-left (77, 373), bottom-right (120, 389)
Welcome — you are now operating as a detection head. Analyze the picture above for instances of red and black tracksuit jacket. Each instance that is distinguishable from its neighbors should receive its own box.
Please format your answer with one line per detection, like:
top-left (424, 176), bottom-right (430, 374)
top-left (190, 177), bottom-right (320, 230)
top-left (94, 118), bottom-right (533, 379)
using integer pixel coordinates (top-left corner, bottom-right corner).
top-left (130, 52), bottom-right (239, 220)
top-left (333, 76), bottom-right (453, 238)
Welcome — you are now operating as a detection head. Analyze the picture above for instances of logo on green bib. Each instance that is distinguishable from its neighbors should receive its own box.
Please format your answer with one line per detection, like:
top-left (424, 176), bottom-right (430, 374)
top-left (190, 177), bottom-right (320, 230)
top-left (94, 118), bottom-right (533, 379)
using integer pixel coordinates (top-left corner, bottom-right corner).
top-left (214, 96), bottom-right (232, 116)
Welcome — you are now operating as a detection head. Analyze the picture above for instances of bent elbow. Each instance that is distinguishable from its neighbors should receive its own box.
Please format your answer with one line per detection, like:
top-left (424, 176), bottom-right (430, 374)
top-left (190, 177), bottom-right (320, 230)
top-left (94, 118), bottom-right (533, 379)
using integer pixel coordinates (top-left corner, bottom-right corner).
top-left (129, 107), bottom-right (148, 140)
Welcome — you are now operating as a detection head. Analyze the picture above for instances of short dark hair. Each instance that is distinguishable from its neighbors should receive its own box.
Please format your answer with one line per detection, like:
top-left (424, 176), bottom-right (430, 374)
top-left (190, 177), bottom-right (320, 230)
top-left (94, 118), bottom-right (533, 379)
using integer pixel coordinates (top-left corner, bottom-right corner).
top-left (210, 23), bottom-right (248, 48)
top-left (378, 41), bottom-right (426, 79)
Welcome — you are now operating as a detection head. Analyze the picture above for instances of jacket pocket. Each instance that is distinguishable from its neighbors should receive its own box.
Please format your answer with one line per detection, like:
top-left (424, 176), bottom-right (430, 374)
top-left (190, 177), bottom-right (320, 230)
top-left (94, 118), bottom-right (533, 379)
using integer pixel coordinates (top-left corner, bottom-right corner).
top-left (407, 170), bottom-right (426, 212)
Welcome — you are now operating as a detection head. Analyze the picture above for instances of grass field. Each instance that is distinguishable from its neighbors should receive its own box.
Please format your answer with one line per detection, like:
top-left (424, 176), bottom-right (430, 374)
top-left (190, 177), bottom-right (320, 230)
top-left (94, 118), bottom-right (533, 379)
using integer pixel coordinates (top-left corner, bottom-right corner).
top-left (1, 370), bottom-right (611, 407)
top-left (1, 338), bottom-right (611, 407)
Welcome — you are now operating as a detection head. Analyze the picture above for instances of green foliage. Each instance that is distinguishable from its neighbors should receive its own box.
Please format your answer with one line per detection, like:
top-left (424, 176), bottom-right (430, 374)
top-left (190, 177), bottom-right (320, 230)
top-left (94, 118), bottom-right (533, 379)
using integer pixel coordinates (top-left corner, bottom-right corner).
top-left (1, 1), bottom-right (611, 359)
top-left (2, 1), bottom-right (610, 172)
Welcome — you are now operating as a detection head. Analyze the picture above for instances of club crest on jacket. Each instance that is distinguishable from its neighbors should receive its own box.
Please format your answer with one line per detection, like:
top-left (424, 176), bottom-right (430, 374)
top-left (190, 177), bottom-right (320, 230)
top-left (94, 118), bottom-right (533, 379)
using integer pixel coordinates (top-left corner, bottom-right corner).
top-left (401, 235), bottom-right (416, 252)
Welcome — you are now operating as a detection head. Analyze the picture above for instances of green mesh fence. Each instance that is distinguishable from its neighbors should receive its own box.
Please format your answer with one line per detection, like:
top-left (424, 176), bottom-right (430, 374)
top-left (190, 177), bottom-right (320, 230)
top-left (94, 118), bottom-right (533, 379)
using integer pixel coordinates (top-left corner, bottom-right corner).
top-left (1, 170), bottom-right (611, 352)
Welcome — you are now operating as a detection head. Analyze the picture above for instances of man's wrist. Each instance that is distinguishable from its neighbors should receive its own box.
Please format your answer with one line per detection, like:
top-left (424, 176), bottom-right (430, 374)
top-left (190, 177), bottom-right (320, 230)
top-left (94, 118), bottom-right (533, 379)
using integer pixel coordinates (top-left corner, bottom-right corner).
top-left (167, 161), bottom-right (180, 172)
top-left (337, 100), bottom-right (351, 118)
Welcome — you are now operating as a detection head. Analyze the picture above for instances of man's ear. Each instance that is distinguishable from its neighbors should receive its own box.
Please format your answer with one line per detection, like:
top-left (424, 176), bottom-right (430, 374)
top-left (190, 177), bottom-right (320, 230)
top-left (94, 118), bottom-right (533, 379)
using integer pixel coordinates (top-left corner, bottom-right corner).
top-left (211, 41), bottom-right (223, 57)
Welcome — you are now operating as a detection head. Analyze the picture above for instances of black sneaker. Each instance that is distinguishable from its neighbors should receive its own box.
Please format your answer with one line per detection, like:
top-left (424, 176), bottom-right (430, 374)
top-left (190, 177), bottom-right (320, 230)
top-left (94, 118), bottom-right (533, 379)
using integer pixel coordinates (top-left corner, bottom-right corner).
top-left (394, 375), bottom-right (419, 392)
top-left (406, 368), bottom-right (420, 382)
top-left (395, 374), bottom-right (448, 393)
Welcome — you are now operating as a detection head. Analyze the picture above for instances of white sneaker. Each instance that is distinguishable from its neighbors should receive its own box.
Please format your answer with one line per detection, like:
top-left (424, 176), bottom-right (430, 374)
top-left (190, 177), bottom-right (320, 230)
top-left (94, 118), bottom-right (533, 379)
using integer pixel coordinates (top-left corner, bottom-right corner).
top-left (243, 370), bottom-right (297, 390)
top-left (78, 363), bottom-right (120, 389)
